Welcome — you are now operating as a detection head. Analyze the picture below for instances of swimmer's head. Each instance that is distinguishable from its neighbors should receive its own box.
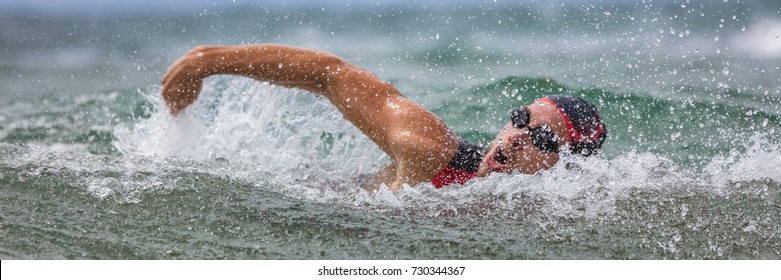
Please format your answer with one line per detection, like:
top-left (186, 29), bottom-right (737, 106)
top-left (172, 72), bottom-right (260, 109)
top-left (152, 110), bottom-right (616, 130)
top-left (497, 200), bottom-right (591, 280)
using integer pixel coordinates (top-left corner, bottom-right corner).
top-left (477, 95), bottom-right (607, 176)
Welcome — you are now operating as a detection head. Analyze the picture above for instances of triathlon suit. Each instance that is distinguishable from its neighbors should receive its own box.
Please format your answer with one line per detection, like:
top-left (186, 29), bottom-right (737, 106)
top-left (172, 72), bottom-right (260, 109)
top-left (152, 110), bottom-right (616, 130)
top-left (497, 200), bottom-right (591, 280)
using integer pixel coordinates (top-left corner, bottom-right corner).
top-left (431, 140), bottom-right (485, 188)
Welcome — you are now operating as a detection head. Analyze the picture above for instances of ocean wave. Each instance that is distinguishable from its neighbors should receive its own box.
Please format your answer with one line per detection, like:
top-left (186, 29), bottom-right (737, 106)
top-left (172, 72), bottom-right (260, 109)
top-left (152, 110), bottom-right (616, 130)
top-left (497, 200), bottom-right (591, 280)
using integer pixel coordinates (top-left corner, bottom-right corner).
top-left (1, 131), bottom-right (778, 226)
top-left (7, 123), bottom-right (780, 221)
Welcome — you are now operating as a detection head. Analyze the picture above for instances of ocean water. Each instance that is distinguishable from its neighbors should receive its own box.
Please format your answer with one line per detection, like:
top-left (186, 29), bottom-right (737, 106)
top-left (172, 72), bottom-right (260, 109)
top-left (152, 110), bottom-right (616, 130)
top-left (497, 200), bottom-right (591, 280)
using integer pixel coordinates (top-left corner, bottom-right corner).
top-left (1, 1), bottom-right (780, 259)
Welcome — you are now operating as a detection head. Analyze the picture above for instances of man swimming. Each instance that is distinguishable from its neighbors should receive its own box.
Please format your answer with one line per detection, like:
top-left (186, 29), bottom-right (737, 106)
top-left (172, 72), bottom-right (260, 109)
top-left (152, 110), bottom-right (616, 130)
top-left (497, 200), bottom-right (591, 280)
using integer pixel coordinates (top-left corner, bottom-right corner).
top-left (161, 44), bottom-right (607, 192)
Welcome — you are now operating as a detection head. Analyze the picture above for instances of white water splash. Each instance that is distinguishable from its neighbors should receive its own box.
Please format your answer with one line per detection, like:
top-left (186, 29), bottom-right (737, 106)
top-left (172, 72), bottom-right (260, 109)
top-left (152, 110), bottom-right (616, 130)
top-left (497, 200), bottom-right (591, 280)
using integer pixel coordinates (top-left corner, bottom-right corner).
top-left (114, 77), bottom-right (386, 181)
top-left (94, 78), bottom-right (781, 216)
top-left (2, 127), bottom-right (778, 223)
top-left (703, 133), bottom-right (781, 186)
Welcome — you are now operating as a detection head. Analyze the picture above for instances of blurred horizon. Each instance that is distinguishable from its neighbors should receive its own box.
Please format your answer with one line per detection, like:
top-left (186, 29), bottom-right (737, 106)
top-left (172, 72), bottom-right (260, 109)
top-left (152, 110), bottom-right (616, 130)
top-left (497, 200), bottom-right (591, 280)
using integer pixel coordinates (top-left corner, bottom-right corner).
top-left (4, 0), bottom-right (778, 16)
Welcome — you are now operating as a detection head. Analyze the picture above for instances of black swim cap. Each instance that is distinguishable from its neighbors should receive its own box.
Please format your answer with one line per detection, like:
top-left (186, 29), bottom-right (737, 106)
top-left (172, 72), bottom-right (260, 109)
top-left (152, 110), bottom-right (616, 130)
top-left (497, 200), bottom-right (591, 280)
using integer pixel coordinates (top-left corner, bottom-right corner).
top-left (537, 95), bottom-right (607, 156)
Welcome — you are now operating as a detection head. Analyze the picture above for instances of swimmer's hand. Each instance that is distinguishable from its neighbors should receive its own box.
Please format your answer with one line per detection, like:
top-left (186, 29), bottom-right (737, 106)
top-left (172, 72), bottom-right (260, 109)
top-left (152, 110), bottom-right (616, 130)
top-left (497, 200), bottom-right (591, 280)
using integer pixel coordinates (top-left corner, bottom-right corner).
top-left (161, 47), bottom-right (209, 116)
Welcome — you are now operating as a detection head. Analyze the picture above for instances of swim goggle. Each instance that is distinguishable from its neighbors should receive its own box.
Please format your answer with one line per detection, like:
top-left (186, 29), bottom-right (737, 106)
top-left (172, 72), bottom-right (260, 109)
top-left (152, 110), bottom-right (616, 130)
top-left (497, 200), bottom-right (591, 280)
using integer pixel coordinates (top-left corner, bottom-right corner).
top-left (509, 107), bottom-right (561, 154)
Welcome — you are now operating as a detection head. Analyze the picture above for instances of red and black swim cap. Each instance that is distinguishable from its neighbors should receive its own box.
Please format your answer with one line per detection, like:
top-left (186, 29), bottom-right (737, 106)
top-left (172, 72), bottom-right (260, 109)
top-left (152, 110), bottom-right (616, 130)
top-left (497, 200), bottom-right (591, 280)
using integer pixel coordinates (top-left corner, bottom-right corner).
top-left (537, 95), bottom-right (607, 156)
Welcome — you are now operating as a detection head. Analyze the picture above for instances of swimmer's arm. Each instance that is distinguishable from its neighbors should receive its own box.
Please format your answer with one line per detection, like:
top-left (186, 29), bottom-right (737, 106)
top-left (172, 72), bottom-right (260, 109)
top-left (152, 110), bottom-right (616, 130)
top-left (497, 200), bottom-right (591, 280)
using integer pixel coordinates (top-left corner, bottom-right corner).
top-left (162, 44), bottom-right (458, 191)
top-left (162, 44), bottom-right (355, 115)
top-left (161, 44), bottom-right (438, 154)
top-left (161, 44), bottom-right (405, 154)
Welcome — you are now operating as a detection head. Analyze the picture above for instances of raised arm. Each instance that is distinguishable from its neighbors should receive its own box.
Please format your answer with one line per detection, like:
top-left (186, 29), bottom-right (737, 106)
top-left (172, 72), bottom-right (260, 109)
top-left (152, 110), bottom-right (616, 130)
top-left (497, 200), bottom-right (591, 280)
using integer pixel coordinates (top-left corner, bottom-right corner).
top-left (161, 44), bottom-right (459, 190)
top-left (162, 44), bottom-right (347, 113)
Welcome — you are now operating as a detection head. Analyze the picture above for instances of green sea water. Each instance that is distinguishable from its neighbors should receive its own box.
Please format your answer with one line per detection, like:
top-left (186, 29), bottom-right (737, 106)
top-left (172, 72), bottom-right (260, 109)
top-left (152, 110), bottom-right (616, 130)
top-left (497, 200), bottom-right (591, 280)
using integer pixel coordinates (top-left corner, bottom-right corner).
top-left (1, 1), bottom-right (780, 259)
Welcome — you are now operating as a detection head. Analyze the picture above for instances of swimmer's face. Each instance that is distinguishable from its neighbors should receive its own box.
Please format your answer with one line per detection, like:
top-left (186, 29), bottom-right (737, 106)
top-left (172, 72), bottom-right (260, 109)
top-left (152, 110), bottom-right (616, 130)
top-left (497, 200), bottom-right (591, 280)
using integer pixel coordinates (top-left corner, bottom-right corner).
top-left (477, 100), bottom-right (569, 177)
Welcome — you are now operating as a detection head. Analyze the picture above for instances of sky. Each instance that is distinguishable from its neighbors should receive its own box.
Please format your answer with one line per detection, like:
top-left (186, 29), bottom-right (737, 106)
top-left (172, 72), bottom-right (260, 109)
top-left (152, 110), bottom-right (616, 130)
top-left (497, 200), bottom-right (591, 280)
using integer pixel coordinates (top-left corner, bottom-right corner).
top-left (1, 0), bottom-right (492, 11)
top-left (0, 0), bottom-right (679, 15)
top-left (1, 0), bottom-right (774, 18)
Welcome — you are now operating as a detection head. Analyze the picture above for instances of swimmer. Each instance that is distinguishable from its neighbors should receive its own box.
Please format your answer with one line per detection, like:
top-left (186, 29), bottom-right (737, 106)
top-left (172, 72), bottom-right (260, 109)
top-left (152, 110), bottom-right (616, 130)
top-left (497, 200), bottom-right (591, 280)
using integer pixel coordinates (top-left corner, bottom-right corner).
top-left (162, 44), bottom-right (607, 192)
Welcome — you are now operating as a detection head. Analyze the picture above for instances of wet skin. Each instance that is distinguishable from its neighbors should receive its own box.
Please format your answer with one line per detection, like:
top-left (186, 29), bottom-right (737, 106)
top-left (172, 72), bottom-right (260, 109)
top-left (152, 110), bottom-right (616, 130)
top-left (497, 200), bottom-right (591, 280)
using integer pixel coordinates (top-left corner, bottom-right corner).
top-left (477, 100), bottom-right (570, 177)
